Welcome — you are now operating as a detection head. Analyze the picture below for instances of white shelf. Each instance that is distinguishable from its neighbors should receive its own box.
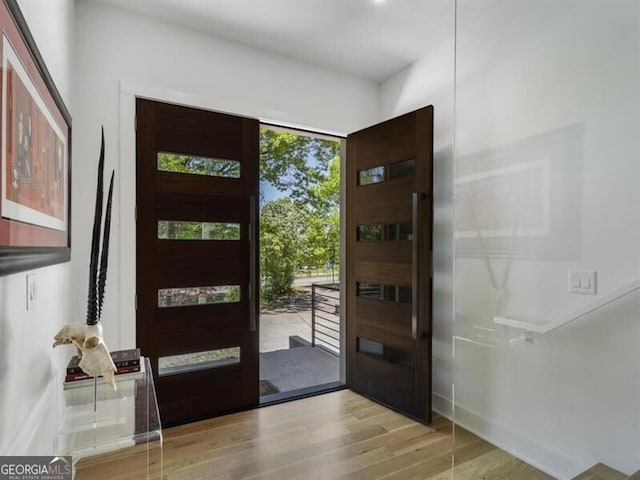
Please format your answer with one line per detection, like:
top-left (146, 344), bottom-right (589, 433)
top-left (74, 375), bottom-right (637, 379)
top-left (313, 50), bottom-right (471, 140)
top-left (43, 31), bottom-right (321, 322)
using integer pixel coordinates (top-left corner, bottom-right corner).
top-left (495, 278), bottom-right (640, 334)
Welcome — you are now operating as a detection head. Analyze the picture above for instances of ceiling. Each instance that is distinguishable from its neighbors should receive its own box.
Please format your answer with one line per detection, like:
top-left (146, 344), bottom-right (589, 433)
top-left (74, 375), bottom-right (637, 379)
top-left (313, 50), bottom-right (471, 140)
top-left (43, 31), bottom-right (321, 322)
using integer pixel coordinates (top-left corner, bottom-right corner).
top-left (94, 0), bottom-right (452, 83)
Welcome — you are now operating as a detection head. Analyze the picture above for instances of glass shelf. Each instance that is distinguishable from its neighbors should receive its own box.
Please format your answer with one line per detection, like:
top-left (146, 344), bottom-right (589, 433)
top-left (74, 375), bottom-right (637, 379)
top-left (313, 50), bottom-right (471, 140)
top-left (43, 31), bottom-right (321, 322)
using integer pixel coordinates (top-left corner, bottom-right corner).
top-left (55, 358), bottom-right (162, 479)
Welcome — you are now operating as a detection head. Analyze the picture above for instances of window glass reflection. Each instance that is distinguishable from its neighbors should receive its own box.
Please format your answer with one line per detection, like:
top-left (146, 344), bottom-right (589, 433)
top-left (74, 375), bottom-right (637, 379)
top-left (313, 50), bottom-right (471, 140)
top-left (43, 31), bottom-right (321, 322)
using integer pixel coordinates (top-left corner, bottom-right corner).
top-left (158, 221), bottom-right (240, 240)
top-left (358, 158), bottom-right (415, 186)
top-left (358, 337), bottom-right (413, 368)
top-left (158, 285), bottom-right (240, 308)
top-left (357, 282), bottom-right (411, 305)
top-left (159, 347), bottom-right (240, 376)
top-left (157, 152), bottom-right (240, 178)
top-left (357, 223), bottom-right (412, 242)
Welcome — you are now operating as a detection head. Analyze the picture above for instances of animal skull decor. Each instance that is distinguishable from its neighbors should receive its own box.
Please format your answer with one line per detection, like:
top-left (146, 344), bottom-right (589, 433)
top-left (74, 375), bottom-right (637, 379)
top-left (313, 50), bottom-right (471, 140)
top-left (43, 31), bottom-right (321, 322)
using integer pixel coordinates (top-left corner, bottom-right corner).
top-left (53, 129), bottom-right (118, 390)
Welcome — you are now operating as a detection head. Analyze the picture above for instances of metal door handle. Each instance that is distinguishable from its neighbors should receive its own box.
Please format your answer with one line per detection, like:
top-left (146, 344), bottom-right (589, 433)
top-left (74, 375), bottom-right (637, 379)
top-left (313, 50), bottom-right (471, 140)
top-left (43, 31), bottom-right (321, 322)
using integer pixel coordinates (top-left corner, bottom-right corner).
top-left (412, 192), bottom-right (424, 340)
top-left (249, 195), bottom-right (257, 332)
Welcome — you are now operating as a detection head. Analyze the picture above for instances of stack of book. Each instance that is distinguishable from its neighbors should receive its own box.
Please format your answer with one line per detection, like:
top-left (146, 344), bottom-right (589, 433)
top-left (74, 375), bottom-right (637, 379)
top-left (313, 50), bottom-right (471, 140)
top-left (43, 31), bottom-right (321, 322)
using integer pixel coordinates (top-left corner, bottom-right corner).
top-left (64, 348), bottom-right (143, 386)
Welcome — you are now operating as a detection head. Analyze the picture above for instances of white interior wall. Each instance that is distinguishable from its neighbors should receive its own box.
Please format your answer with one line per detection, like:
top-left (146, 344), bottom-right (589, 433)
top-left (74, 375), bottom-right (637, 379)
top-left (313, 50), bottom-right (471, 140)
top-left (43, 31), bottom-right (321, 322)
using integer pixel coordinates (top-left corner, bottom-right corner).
top-left (453, 1), bottom-right (640, 477)
top-left (383, 1), bottom-right (639, 478)
top-left (72, 1), bottom-right (379, 350)
top-left (0, 0), bottom-right (74, 456)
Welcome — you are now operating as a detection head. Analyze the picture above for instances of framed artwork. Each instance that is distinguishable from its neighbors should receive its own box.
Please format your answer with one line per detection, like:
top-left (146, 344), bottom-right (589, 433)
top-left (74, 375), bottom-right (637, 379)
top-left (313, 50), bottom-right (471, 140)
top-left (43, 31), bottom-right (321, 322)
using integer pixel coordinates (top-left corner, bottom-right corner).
top-left (455, 124), bottom-right (582, 261)
top-left (0, 0), bottom-right (71, 276)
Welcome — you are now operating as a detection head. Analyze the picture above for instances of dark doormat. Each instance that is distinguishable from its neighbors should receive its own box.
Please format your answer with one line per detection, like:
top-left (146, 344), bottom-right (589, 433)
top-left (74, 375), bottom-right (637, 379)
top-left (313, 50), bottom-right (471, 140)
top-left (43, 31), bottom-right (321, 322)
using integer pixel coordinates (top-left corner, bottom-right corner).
top-left (259, 379), bottom-right (279, 396)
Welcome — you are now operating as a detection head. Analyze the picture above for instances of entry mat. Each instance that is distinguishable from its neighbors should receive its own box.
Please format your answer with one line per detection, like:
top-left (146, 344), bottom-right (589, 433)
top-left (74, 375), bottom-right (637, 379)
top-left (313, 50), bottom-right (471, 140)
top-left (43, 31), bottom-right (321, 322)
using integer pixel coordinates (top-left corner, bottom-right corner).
top-left (259, 379), bottom-right (279, 396)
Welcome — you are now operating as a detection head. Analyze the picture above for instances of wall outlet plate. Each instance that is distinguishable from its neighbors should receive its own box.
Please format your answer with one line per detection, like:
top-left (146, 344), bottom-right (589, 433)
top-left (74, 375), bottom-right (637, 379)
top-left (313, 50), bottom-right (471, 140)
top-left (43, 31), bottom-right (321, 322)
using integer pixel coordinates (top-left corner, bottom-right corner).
top-left (26, 274), bottom-right (37, 310)
top-left (568, 270), bottom-right (597, 295)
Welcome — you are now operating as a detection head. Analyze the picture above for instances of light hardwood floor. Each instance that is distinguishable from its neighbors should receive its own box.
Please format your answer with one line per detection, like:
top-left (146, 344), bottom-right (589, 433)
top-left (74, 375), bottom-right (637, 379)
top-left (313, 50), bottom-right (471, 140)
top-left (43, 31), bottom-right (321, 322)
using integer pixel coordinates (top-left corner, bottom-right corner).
top-left (75, 389), bottom-right (553, 480)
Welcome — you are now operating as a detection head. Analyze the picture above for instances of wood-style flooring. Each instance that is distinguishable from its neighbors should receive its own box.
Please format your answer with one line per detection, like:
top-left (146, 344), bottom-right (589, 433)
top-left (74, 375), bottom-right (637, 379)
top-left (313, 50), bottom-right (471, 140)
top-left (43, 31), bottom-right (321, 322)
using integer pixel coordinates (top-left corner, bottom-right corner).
top-left (74, 389), bottom-right (553, 480)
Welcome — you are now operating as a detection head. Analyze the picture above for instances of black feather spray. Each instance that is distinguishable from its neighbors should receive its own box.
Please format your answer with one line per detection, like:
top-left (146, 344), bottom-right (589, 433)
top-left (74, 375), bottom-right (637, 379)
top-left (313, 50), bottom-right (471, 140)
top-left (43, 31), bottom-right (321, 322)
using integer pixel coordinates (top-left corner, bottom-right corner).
top-left (97, 171), bottom-right (114, 320)
top-left (86, 128), bottom-right (107, 326)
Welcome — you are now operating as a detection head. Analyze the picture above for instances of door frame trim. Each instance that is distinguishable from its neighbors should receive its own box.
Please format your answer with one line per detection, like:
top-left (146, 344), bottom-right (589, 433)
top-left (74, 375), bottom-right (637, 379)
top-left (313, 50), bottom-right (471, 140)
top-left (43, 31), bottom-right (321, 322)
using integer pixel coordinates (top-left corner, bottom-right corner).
top-left (119, 82), bottom-right (348, 385)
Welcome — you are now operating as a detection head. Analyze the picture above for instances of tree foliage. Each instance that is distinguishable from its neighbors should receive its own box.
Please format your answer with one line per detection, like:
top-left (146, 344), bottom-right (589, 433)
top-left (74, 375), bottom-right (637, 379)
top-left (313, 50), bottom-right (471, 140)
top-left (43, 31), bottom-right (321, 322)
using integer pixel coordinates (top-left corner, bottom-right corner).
top-left (157, 152), bottom-right (239, 177)
top-left (260, 198), bottom-right (307, 302)
top-left (158, 221), bottom-right (240, 240)
top-left (260, 129), bottom-right (339, 204)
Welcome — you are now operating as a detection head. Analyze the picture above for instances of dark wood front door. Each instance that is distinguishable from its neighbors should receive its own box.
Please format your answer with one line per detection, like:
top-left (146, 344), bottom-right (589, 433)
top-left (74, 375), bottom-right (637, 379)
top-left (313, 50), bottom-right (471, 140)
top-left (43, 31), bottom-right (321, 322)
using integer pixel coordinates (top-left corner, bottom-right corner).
top-left (136, 98), bottom-right (259, 426)
top-left (346, 106), bottom-right (433, 423)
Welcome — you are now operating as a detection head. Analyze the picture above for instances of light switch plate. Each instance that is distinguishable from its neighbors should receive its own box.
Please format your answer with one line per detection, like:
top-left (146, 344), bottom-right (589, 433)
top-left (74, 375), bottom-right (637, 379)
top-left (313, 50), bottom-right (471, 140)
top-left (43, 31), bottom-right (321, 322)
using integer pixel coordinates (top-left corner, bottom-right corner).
top-left (569, 270), bottom-right (597, 295)
top-left (26, 274), bottom-right (37, 310)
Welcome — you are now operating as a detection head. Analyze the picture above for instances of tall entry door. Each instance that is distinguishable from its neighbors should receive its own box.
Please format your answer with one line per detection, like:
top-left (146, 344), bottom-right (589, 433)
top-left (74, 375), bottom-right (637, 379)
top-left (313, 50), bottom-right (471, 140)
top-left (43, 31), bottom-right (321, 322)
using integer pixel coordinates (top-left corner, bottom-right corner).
top-left (136, 98), bottom-right (260, 426)
top-left (346, 107), bottom-right (433, 423)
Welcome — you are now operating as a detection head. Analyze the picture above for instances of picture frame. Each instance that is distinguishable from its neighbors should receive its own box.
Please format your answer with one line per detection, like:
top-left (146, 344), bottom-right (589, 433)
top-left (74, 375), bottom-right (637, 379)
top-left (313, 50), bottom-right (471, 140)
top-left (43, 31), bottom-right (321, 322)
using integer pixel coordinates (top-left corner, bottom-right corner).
top-left (455, 124), bottom-right (582, 261)
top-left (0, 0), bottom-right (71, 276)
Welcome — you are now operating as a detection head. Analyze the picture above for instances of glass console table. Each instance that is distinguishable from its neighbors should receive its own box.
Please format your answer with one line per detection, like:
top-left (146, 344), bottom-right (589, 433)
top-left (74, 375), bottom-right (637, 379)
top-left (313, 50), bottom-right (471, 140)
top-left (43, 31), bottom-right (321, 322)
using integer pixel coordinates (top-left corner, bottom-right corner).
top-left (55, 358), bottom-right (162, 479)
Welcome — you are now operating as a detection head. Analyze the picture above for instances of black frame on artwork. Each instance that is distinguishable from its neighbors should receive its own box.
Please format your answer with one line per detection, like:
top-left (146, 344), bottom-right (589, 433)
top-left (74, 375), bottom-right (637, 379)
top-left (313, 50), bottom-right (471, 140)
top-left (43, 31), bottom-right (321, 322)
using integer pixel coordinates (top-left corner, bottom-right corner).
top-left (0, 0), bottom-right (72, 277)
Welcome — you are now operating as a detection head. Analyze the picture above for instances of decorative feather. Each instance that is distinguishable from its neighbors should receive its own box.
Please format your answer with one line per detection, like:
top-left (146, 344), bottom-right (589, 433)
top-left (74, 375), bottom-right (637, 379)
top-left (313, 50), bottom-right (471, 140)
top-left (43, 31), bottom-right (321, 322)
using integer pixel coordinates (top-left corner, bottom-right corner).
top-left (97, 171), bottom-right (114, 320)
top-left (86, 128), bottom-right (105, 326)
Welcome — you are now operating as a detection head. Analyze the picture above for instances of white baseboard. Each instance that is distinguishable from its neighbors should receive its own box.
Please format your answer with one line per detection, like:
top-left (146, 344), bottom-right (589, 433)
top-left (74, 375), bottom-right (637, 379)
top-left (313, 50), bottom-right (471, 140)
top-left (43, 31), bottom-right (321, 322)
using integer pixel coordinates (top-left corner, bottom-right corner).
top-left (6, 376), bottom-right (57, 456)
top-left (432, 392), bottom-right (453, 421)
top-left (433, 394), bottom-right (582, 480)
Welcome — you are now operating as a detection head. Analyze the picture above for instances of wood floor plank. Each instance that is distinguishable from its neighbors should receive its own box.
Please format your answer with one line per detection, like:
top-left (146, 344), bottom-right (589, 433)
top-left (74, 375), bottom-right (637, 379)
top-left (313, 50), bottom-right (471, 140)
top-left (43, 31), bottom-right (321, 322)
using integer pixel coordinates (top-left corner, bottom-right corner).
top-left (572, 463), bottom-right (626, 480)
top-left (73, 389), bottom-right (554, 480)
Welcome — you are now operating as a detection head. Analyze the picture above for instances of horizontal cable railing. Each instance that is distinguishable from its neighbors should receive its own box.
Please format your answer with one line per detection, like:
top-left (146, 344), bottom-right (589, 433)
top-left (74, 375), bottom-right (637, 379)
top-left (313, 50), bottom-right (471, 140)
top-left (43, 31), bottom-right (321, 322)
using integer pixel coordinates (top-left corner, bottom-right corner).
top-left (311, 283), bottom-right (341, 355)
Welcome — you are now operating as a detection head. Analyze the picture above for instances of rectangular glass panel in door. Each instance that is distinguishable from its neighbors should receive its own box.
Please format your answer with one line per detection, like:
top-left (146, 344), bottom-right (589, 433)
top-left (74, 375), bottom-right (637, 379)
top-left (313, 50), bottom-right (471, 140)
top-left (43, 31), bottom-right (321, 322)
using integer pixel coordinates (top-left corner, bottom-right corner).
top-left (157, 285), bottom-right (240, 307)
top-left (358, 158), bottom-right (415, 185)
top-left (346, 106), bottom-right (434, 423)
top-left (158, 221), bottom-right (241, 240)
top-left (136, 98), bottom-right (259, 426)
top-left (159, 347), bottom-right (241, 376)
top-left (157, 152), bottom-right (241, 178)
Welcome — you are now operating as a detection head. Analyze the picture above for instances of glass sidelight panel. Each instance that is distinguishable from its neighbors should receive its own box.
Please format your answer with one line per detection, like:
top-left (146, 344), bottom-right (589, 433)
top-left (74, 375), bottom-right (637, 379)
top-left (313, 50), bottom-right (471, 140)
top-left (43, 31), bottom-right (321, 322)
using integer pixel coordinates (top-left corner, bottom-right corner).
top-left (358, 158), bottom-right (415, 186)
top-left (159, 347), bottom-right (240, 376)
top-left (157, 152), bottom-right (240, 178)
top-left (358, 338), bottom-right (413, 368)
top-left (357, 223), bottom-right (412, 242)
top-left (158, 285), bottom-right (240, 308)
top-left (357, 282), bottom-right (412, 305)
top-left (158, 221), bottom-right (241, 240)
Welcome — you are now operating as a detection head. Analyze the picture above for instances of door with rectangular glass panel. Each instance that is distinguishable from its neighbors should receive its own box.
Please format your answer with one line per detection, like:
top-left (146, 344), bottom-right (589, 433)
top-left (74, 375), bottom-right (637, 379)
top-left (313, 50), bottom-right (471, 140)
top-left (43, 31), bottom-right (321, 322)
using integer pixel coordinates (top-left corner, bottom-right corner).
top-left (346, 106), bottom-right (433, 423)
top-left (136, 98), bottom-right (259, 426)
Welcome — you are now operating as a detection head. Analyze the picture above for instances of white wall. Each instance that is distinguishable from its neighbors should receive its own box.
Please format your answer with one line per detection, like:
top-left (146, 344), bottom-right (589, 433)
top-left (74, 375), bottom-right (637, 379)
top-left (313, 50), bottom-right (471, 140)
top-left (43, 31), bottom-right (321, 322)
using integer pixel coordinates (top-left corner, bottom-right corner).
top-left (453, 1), bottom-right (640, 477)
top-left (0, 0), bottom-right (74, 456)
top-left (383, 0), bottom-right (639, 477)
top-left (379, 5), bottom-right (456, 419)
top-left (72, 1), bottom-right (379, 350)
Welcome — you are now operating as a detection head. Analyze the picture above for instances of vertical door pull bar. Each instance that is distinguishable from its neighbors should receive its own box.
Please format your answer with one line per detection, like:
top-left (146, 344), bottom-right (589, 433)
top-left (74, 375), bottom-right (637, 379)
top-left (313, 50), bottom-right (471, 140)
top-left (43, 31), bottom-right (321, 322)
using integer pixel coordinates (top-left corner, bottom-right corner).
top-left (412, 192), bottom-right (424, 340)
top-left (249, 195), bottom-right (257, 332)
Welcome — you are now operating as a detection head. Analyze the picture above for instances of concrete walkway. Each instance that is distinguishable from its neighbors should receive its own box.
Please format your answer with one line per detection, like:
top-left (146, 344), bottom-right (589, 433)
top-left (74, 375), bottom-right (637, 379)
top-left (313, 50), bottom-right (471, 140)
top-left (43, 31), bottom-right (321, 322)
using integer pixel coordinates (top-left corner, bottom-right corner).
top-left (259, 287), bottom-right (341, 394)
top-left (260, 309), bottom-right (311, 352)
top-left (260, 346), bottom-right (339, 393)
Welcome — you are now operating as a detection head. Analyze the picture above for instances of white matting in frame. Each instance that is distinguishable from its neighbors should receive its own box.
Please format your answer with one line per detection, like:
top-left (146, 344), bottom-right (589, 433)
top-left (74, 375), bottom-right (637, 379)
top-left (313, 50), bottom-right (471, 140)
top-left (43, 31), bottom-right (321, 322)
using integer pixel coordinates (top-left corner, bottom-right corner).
top-left (1, 33), bottom-right (67, 232)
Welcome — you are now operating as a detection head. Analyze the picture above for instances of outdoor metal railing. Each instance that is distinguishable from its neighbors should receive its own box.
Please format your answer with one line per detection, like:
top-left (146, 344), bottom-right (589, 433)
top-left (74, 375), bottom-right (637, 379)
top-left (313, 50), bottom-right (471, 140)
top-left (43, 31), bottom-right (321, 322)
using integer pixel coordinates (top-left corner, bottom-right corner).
top-left (311, 283), bottom-right (341, 356)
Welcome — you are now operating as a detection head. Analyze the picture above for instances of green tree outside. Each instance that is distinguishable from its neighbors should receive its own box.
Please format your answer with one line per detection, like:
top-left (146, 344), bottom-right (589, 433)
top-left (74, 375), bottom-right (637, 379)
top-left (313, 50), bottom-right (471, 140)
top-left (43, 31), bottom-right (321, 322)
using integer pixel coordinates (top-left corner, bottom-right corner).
top-left (259, 198), bottom-right (306, 301)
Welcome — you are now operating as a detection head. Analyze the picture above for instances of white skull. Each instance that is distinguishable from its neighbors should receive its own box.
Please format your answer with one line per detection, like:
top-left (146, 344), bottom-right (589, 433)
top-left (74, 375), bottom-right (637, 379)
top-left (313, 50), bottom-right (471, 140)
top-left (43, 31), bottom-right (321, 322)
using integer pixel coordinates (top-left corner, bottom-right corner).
top-left (53, 321), bottom-right (117, 390)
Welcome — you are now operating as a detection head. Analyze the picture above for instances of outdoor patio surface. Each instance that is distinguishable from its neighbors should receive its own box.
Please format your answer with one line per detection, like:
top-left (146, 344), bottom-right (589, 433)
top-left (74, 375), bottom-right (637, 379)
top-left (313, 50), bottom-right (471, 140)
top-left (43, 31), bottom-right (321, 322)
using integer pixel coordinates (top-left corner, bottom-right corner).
top-left (260, 307), bottom-right (311, 352)
top-left (260, 346), bottom-right (339, 393)
top-left (259, 284), bottom-right (340, 394)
